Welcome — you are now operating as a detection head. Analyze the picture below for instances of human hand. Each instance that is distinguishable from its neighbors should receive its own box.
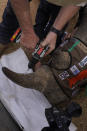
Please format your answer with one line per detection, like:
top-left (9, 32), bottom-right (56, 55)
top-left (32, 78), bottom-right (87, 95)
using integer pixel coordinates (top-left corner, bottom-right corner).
top-left (20, 30), bottom-right (39, 50)
top-left (40, 32), bottom-right (57, 55)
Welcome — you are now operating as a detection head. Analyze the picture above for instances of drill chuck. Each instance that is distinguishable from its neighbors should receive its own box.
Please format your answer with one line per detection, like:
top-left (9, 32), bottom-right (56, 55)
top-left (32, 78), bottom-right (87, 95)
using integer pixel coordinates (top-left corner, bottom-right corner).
top-left (28, 57), bottom-right (39, 68)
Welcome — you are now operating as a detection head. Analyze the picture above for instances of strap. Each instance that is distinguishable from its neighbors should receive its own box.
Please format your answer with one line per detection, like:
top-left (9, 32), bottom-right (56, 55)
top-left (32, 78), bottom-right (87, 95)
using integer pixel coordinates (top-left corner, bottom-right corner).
top-left (50, 27), bottom-right (62, 36)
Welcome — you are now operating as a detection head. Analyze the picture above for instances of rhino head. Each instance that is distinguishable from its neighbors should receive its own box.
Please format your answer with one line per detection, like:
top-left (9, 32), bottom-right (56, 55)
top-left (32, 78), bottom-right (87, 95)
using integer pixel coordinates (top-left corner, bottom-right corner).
top-left (2, 50), bottom-right (70, 105)
top-left (3, 7), bottom-right (87, 106)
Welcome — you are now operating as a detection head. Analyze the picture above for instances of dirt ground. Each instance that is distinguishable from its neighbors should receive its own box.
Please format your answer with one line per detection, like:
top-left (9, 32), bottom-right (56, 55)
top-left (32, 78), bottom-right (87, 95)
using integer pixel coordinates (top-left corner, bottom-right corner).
top-left (0, 0), bottom-right (87, 131)
top-left (0, 0), bottom-right (7, 22)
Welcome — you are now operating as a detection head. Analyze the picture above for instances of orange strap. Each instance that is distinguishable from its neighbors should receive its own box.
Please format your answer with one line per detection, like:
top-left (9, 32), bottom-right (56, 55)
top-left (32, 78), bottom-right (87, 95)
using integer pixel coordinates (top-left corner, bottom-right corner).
top-left (10, 28), bottom-right (21, 42)
top-left (68, 70), bottom-right (87, 88)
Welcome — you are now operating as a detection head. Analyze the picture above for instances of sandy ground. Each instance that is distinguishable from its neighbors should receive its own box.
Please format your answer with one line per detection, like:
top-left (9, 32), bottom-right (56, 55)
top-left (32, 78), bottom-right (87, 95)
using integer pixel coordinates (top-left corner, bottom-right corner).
top-left (0, 0), bottom-right (87, 131)
top-left (0, 0), bottom-right (7, 22)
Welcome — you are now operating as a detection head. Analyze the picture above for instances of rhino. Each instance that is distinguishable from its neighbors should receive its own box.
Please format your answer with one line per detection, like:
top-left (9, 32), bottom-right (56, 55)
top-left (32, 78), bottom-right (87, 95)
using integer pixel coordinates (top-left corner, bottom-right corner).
top-left (1, 7), bottom-right (87, 108)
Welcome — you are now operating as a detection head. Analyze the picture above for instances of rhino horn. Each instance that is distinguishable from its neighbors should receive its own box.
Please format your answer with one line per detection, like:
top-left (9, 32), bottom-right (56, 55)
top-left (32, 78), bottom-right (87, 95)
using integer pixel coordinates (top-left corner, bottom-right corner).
top-left (2, 67), bottom-right (43, 92)
top-left (2, 66), bottom-right (51, 92)
top-left (2, 67), bottom-right (35, 87)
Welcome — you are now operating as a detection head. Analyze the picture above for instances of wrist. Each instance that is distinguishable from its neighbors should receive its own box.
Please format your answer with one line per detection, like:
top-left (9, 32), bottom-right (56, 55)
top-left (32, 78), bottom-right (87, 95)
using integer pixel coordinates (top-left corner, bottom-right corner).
top-left (22, 28), bottom-right (39, 39)
top-left (50, 26), bottom-right (62, 37)
top-left (22, 29), bottom-right (39, 42)
top-left (22, 27), bottom-right (34, 34)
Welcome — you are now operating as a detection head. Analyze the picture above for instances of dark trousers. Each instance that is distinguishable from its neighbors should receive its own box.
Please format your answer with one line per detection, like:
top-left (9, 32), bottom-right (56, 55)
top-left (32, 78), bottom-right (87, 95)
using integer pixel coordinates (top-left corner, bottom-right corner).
top-left (2, 0), bottom-right (61, 40)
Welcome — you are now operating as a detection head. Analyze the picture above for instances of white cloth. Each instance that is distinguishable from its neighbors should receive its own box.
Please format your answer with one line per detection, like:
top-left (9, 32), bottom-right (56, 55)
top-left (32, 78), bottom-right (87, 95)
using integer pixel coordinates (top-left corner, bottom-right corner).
top-left (0, 48), bottom-right (77, 131)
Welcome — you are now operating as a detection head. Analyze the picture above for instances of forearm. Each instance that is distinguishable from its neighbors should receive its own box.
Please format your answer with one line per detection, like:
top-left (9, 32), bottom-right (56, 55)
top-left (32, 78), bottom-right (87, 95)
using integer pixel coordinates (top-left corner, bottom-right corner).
top-left (41, 5), bottom-right (80, 54)
top-left (53, 5), bottom-right (80, 31)
top-left (10, 0), bottom-right (34, 33)
top-left (10, 0), bottom-right (39, 49)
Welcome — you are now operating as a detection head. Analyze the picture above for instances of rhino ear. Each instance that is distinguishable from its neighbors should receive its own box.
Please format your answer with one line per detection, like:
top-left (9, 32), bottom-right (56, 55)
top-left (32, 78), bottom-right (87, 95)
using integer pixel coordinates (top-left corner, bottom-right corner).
top-left (50, 51), bottom-right (71, 70)
top-left (2, 67), bottom-right (37, 89)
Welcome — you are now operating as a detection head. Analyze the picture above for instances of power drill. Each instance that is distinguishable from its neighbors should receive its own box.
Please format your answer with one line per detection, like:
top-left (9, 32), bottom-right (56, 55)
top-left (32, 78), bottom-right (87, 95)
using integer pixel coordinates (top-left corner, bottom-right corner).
top-left (28, 41), bottom-right (49, 68)
top-left (28, 32), bottom-right (69, 69)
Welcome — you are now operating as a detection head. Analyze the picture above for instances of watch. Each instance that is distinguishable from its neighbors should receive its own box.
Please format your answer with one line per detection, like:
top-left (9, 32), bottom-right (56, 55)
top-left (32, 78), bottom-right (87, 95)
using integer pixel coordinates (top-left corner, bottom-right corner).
top-left (50, 27), bottom-right (62, 36)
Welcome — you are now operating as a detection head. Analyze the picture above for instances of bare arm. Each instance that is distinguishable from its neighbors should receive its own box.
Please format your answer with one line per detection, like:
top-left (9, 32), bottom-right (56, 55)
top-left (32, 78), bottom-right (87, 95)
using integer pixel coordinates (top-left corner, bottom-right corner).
top-left (10, 0), bottom-right (39, 49)
top-left (53, 6), bottom-right (80, 30)
top-left (41, 5), bottom-right (80, 54)
top-left (10, 0), bottom-right (33, 32)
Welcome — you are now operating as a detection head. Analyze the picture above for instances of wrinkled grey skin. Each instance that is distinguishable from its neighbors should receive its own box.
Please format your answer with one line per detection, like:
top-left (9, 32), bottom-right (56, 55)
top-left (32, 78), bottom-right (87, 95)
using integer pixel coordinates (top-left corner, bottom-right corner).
top-left (2, 7), bottom-right (87, 107)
